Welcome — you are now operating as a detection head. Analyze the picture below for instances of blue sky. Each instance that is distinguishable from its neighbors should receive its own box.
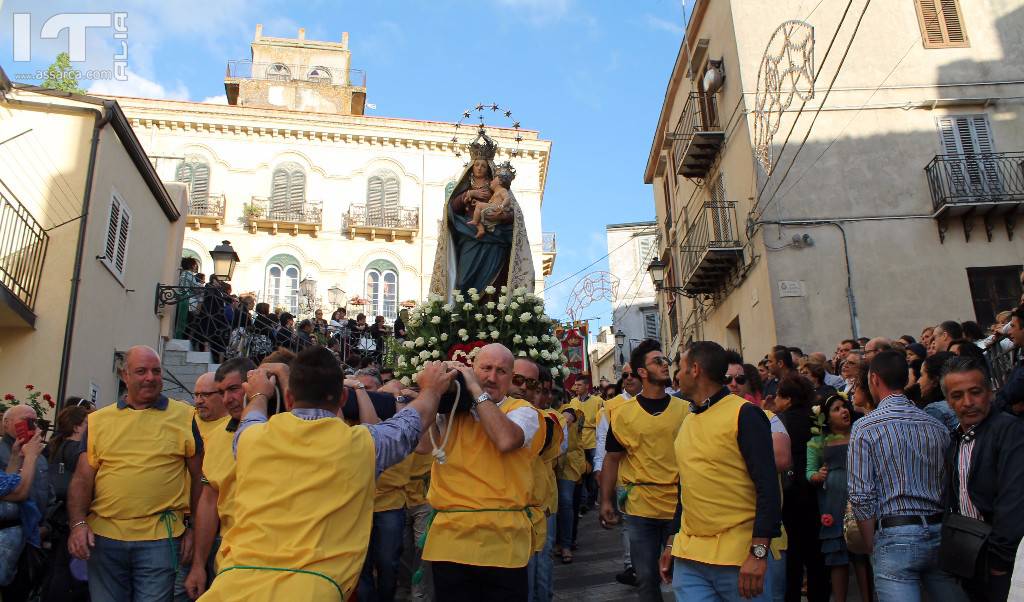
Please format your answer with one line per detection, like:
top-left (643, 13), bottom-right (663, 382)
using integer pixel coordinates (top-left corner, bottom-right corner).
top-left (0, 0), bottom-right (690, 329)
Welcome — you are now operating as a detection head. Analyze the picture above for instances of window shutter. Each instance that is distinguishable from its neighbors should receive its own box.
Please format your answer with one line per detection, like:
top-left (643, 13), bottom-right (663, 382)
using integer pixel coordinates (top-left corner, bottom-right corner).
top-left (940, 0), bottom-right (967, 44)
top-left (916, 0), bottom-right (968, 48)
top-left (288, 169), bottom-right (305, 212)
top-left (270, 168), bottom-right (289, 214)
top-left (191, 162), bottom-right (210, 205)
top-left (115, 209), bottom-right (130, 274)
top-left (384, 176), bottom-right (400, 224)
top-left (643, 310), bottom-right (659, 339)
top-left (175, 162), bottom-right (191, 185)
top-left (104, 199), bottom-right (120, 262)
top-left (367, 176), bottom-right (383, 223)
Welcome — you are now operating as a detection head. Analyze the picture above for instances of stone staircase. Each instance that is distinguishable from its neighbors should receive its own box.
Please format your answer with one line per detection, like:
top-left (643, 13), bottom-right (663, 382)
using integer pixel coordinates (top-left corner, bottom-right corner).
top-left (161, 339), bottom-right (219, 404)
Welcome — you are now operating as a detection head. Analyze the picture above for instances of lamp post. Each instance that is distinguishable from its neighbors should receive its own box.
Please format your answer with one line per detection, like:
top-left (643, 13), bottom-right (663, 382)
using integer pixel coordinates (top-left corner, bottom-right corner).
top-left (327, 285), bottom-right (344, 308)
top-left (615, 329), bottom-right (626, 375)
top-left (647, 257), bottom-right (689, 296)
top-left (210, 240), bottom-right (240, 281)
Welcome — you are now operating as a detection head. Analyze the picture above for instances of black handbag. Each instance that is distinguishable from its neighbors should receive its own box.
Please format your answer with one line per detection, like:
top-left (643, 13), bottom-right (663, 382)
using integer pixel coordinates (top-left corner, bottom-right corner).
top-left (938, 512), bottom-right (992, 578)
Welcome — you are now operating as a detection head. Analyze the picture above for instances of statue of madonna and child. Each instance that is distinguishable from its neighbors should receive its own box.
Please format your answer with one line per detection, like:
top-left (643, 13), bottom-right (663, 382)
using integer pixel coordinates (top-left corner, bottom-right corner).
top-left (429, 130), bottom-right (535, 299)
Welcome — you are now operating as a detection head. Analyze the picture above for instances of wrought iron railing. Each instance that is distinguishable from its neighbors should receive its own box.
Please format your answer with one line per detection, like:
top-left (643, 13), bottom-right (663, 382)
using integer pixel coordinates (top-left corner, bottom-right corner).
top-left (543, 232), bottom-right (557, 253)
top-left (226, 60), bottom-right (367, 88)
top-left (670, 92), bottom-right (722, 166)
top-left (249, 197), bottom-right (322, 225)
top-left (984, 340), bottom-right (1020, 392)
top-left (679, 202), bottom-right (741, 286)
top-left (187, 193), bottom-right (225, 219)
top-left (925, 152), bottom-right (1024, 211)
top-left (0, 188), bottom-right (48, 312)
top-left (344, 204), bottom-right (419, 230)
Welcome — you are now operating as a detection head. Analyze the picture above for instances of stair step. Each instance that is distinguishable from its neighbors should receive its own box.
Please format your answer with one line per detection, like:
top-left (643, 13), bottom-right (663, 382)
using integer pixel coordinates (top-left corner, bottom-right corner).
top-left (186, 351), bottom-right (213, 364)
top-left (165, 339), bottom-right (191, 352)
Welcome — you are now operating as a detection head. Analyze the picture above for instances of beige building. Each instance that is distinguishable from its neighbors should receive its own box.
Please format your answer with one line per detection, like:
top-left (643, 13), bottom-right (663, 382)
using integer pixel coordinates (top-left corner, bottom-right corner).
top-left (607, 221), bottom-right (659, 373)
top-left (107, 26), bottom-right (554, 323)
top-left (0, 70), bottom-right (186, 409)
top-left (645, 0), bottom-right (1024, 361)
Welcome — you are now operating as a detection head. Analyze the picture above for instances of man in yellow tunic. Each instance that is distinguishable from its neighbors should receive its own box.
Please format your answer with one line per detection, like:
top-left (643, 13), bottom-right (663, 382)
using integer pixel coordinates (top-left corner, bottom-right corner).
top-left (571, 375), bottom-right (601, 512)
top-left (421, 344), bottom-right (544, 601)
top-left (599, 340), bottom-right (688, 602)
top-left (67, 345), bottom-right (204, 602)
top-left (660, 341), bottom-right (782, 601)
top-left (199, 348), bottom-right (455, 601)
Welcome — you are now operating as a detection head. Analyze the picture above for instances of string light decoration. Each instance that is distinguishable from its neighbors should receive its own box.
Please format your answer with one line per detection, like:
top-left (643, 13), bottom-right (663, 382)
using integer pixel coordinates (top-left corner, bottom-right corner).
top-left (450, 102), bottom-right (523, 165)
top-left (753, 20), bottom-right (815, 174)
top-left (564, 271), bottom-right (619, 322)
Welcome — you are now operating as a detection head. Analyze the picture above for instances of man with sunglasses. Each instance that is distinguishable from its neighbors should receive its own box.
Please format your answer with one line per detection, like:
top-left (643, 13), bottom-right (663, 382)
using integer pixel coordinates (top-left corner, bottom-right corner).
top-left (599, 340), bottom-right (688, 602)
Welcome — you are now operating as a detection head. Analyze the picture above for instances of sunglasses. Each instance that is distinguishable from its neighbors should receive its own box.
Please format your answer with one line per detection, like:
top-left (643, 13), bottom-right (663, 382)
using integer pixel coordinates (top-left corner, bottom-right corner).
top-left (512, 374), bottom-right (540, 389)
top-left (647, 356), bottom-right (671, 367)
top-left (725, 375), bottom-right (748, 385)
top-left (621, 371), bottom-right (635, 378)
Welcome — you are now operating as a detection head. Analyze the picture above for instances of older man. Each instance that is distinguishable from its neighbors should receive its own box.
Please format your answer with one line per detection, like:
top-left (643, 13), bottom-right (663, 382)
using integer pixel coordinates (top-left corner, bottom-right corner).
top-left (941, 357), bottom-right (1024, 601)
top-left (863, 337), bottom-right (893, 363)
top-left (422, 344), bottom-right (544, 602)
top-left (68, 346), bottom-right (203, 602)
top-left (930, 321), bottom-right (964, 355)
top-left (184, 358), bottom-right (255, 599)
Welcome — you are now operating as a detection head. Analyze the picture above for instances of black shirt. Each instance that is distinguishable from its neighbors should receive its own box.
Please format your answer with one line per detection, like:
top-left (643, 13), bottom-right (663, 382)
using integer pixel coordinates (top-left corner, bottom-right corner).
top-left (605, 394), bottom-right (671, 453)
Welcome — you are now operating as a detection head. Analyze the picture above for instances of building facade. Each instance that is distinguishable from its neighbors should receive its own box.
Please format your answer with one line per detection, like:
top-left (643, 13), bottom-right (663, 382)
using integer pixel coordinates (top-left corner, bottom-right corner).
top-left (0, 75), bottom-right (186, 409)
top-left (606, 221), bottom-right (659, 373)
top-left (111, 26), bottom-right (554, 322)
top-left (646, 0), bottom-right (1024, 361)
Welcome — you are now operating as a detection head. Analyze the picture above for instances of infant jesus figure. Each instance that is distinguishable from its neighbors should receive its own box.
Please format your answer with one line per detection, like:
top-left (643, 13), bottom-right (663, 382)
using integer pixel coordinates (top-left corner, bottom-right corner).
top-left (467, 162), bottom-right (515, 239)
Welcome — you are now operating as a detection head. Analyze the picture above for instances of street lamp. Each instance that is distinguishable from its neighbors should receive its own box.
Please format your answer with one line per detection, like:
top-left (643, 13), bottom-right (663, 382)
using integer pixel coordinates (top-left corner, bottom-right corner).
top-left (210, 240), bottom-right (240, 281)
top-left (614, 329), bottom-right (626, 348)
top-left (299, 277), bottom-right (318, 299)
top-left (327, 285), bottom-right (344, 307)
top-left (647, 257), bottom-right (689, 296)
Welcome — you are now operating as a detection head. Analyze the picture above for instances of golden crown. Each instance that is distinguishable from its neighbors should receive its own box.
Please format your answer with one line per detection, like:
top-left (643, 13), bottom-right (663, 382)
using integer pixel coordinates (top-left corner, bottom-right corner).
top-left (468, 130), bottom-right (499, 161)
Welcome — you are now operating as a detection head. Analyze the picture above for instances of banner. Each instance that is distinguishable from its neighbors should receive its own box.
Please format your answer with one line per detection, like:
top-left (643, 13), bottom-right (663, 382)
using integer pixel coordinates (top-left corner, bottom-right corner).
top-left (556, 321), bottom-right (589, 383)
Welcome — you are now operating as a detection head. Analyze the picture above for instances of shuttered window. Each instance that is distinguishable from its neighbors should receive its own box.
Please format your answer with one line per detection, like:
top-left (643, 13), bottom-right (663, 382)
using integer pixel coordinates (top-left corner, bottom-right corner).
top-left (269, 162), bottom-right (305, 217)
top-left (937, 115), bottom-right (1001, 195)
top-left (175, 157), bottom-right (211, 211)
top-left (642, 308), bottom-right (660, 340)
top-left (101, 192), bottom-right (131, 283)
top-left (366, 171), bottom-right (400, 226)
top-left (915, 0), bottom-right (968, 48)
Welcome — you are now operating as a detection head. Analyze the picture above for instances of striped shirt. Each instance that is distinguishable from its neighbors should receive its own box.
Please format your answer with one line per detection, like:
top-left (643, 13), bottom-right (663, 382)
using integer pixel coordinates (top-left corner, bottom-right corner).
top-left (956, 433), bottom-right (983, 520)
top-left (848, 394), bottom-right (949, 521)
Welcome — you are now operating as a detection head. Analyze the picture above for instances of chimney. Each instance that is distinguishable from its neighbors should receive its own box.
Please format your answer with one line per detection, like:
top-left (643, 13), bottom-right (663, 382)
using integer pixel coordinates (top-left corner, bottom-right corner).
top-left (298, 28), bottom-right (306, 41)
top-left (254, 23), bottom-right (263, 40)
top-left (341, 32), bottom-right (349, 48)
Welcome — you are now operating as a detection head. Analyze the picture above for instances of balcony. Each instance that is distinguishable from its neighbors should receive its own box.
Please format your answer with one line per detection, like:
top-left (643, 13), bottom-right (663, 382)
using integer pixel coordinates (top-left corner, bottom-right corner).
top-left (0, 188), bottom-right (48, 327)
top-left (925, 152), bottom-right (1024, 242)
top-left (186, 194), bottom-right (225, 230)
top-left (343, 205), bottom-right (419, 241)
top-left (669, 92), bottom-right (724, 181)
top-left (246, 197), bottom-right (322, 236)
top-left (542, 232), bottom-right (557, 276)
top-left (678, 202), bottom-right (743, 295)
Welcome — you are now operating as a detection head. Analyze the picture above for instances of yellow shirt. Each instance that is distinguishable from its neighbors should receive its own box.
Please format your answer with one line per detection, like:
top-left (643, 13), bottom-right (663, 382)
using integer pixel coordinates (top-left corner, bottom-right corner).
top-left (672, 393), bottom-right (758, 566)
top-left (577, 395), bottom-right (602, 450)
top-left (200, 416), bottom-right (236, 569)
top-left (404, 452), bottom-right (433, 508)
top-left (528, 410), bottom-right (565, 552)
top-left (375, 454), bottom-right (413, 512)
top-left (556, 403), bottom-right (586, 483)
top-left (196, 411), bottom-right (228, 442)
top-left (206, 413), bottom-right (375, 601)
top-left (86, 398), bottom-right (196, 541)
top-left (423, 398), bottom-right (543, 568)
top-left (607, 395), bottom-right (688, 520)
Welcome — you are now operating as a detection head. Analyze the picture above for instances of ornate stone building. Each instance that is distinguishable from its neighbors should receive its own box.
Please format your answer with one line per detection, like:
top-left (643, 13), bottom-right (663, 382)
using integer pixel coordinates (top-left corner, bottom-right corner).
top-left (110, 26), bottom-right (554, 320)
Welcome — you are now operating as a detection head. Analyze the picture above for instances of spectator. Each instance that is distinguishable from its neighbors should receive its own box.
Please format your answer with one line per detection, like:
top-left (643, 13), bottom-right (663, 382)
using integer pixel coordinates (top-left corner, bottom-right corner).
top-left (275, 313), bottom-right (297, 351)
top-left (312, 309), bottom-right (328, 335)
top-left (394, 310), bottom-right (408, 341)
top-left (915, 351), bottom-right (959, 431)
top-left (567, 375), bottom-right (600, 515)
top-left (0, 408), bottom-right (47, 597)
top-left (848, 350), bottom-right (964, 601)
top-left (798, 356), bottom-right (837, 405)
top-left (851, 362), bottom-right (876, 415)
top-left (960, 321), bottom-right (985, 345)
top-left (297, 319), bottom-right (314, 350)
top-left (175, 258), bottom-right (200, 340)
top-left (744, 363), bottom-right (766, 407)
top-left (856, 337), bottom-right (870, 348)
top-left (839, 350), bottom-right (863, 393)
top-left (921, 326), bottom-right (936, 351)
top-left (764, 345), bottom-right (797, 408)
top-left (941, 356), bottom-right (1024, 601)
top-left (930, 320), bottom-right (964, 355)
top-left (863, 337), bottom-right (893, 363)
top-left (809, 352), bottom-right (845, 390)
top-left (994, 306), bottom-right (1024, 413)
top-left (757, 359), bottom-right (772, 388)
top-left (833, 339), bottom-right (860, 373)
top-left (725, 350), bottom-right (757, 404)
top-left (898, 334), bottom-right (917, 347)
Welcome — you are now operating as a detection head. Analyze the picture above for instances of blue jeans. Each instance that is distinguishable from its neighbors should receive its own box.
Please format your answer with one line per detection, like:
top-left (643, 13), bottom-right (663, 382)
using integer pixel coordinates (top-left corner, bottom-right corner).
top-left (527, 514), bottom-right (556, 602)
top-left (359, 508), bottom-right (406, 602)
top-left (767, 551), bottom-right (786, 602)
top-left (672, 558), bottom-right (773, 602)
top-left (89, 534), bottom-right (180, 602)
top-left (555, 479), bottom-right (576, 548)
top-left (872, 522), bottom-right (967, 602)
top-left (627, 514), bottom-right (676, 602)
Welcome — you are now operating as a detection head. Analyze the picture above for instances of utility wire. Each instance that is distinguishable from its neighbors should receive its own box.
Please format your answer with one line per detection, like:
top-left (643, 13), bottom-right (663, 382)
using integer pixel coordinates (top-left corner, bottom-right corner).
top-left (544, 225), bottom-right (656, 294)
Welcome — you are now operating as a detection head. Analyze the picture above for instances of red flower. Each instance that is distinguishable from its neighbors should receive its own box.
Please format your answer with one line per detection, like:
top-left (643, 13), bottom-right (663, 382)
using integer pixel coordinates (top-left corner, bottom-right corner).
top-left (47, 399), bottom-right (55, 408)
top-left (24, 384), bottom-right (34, 391)
top-left (821, 514), bottom-right (835, 527)
top-left (43, 393), bottom-right (52, 401)
top-left (447, 341), bottom-right (488, 366)
top-left (3, 394), bottom-right (14, 401)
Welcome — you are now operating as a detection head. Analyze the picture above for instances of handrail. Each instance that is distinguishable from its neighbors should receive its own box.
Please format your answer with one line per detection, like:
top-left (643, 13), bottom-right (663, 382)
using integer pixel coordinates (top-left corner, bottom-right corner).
top-left (0, 186), bottom-right (48, 312)
top-left (187, 193), bottom-right (226, 218)
top-left (670, 92), bottom-right (722, 167)
top-left (345, 204), bottom-right (419, 229)
top-left (925, 151), bottom-right (1024, 211)
top-left (679, 201), bottom-right (741, 287)
top-left (249, 196), bottom-right (322, 225)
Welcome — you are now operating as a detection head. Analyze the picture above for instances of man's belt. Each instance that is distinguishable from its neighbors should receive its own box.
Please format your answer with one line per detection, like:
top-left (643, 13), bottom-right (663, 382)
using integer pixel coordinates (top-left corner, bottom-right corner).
top-left (0, 518), bottom-right (20, 530)
top-left (879, 513), bottom-right (943, 529)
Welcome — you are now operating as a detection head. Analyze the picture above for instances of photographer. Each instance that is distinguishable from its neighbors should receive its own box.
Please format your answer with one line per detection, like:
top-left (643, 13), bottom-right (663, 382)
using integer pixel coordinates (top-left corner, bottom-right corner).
top-left (198, 347), bottom-right (454, 601)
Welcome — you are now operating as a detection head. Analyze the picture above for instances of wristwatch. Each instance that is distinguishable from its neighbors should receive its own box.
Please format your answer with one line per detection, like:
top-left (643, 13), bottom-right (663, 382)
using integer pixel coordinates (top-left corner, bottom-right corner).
top-left (352, 382), bottom-right (366, 390)
top-left (750, 543), bottom-right (768, 559)
top-left (473, 392), bottom-right (493, 407)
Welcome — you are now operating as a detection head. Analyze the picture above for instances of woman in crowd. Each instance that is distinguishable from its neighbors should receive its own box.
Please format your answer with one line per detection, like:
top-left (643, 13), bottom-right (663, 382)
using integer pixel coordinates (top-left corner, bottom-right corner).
top-left (175, 257), bottom-right (200, 340)
top-left (275, 312), bottom-right (298, 352)
top-left (775, 375), bottom-right (830, 602)
top-left (839, 350), bottom-right (862, 393)
top-left (905, 351), bottom-right (958, 430)
top-left (250, 302), bottom-right (276, 363)
top-left (851, 362), bottom-right (876, 416)
top-left (806, 394), bottom-right (873, 602)
top-left (743, 363), bottom-right (765, 407)
top-left (798, 356), bottom-right (836, 405)
top-left (394, 309), bottom-right (408, 341)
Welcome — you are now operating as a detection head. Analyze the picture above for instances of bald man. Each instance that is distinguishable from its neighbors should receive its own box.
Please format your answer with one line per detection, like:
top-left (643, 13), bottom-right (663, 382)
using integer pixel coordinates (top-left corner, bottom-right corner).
top-left (193, 372), bottom-right (228, 439)
top-left (68, 345), bottom-right (204, 602)
top-left (422, 344), bottom-right (545, 602)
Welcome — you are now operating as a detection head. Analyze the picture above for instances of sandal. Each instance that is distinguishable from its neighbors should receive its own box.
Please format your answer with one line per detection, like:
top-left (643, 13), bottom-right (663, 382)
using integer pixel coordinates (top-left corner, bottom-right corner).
top-left (561, 551), bottom-right (573, 564)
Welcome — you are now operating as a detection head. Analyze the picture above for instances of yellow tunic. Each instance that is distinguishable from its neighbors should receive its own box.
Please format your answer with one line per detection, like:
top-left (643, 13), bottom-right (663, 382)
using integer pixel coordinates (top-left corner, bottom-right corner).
top-left (672, 393), bottom-right (758, 567)
top-left (196, 411), bottom-right (228, 443)
top-left (528, 410), bottom-right (565, 552)
top-left (375, 454), bottom-right (413, 512)
top-left (423, 398), bottom-right (543, 568)
top-left (203, 413), bottom-right (375, 601)
top-left (404, 452), bottom-right (433, 509)
top-left (607, 395), bottom-right (688, 520)
top-left (577, 395), bottom-right (602, 450)
top-left (200, 416), bottom-right (236, 569)
top-left (86, 398), bottom-right (196, 541)
top-left (555, 403), bottom-right (586, 483)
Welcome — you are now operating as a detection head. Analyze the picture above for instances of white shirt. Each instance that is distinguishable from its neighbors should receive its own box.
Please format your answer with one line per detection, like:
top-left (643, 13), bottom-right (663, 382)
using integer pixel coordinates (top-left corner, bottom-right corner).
top-left (594, 390), bottom-right (634, 472)
top-left (469, 397), bottom-right (539, 449)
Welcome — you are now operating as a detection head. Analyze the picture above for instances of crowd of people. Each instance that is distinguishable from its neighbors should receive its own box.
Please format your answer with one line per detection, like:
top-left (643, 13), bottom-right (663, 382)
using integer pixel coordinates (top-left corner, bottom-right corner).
top-left (1, 296), bottom-right (1024, 601)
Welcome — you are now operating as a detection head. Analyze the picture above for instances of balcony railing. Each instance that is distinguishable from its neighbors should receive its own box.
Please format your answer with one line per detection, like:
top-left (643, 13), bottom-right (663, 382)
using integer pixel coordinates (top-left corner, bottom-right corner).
top-left (669, 92), bottom-right (725, 180)
top-left (343, 205), bottom-right (419, 241)
top-left (679, 202), bottom-right (743, 295)
top-left (543, 232), bottom-right (557, 253)
top-left (249, 197), bottom-right (322, 224)
top-left (925, 152), bottom-right (1024, 213)
top-left (187, 194), bottom-right (225, 219)
top-left (0, 188), bottom-right (48, 314)
top-left (226, 61), bottom-right (367, 88)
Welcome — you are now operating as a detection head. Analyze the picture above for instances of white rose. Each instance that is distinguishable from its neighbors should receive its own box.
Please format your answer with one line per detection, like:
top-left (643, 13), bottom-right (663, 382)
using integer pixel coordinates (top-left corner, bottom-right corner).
top-left (403, 341), bottom-right (416, 349)
top-left (505, 315), bottom-right (514, 322)
top-left (500, 286), bottom-right (509, 294)
top-left (463, 303), bottom-right (474, 311)
top-left (397, 356), bottom-right (407, 366)
top-left (411, 372), bottom-right (420, 383)
top-left (497, 303), bottom-right (506, 311)
top-left (443, 303), bottom-right (455, 312)
top-left (468, 288), bottom-right (478, 295)
top-left (529, 349), bottom-right (539, 358)
top-left (432, 350), bottom-right (440, 358)
top-left (458, 329), bottom-right (468, 337)
top-left (511, 302), bottom-right (520, 310)
top-left (541, 335), bottom-right (549, 342)
top-left (419, 351), bottom-right (430, 360)
top-left (410, 356), bottom-right (420, 367)
top-left (461, 333), bottom-right (469, 341)
top-left (431, 316), bottom-right (441, 324)
top-left (519, 351), bottom-right (528, 357)
top-left (557, 367), bottom-right (565, 377)
top-left (469, 348), bottom-right (481, 358)
top-left (486, 301), bottom-right (496, 309)
top-left (486, 315), bottom-right (495, 323)
top-left (471, 294), bottom-right (480, 302)
top-left (415, 337), bottom-right (426, 347)
top-left (490, 331), bottom-right (499, 339)
top-left (477, 332), bottom-right (488, 340)
top-left (541, 350), bottom-right (550, 360)
top-left (520, 312), bottom-right (532, 323)
top-left (456, 294), bottom-right (465, 303)
top-left (401, 377), bottom-right (411, 386)
top-left (513, 335), bottom-right (523, 344)
top-left (541, 314), bottom-right (550, 322)
top-left (534, 305), bottom-right (543, 314)
top-left (429, 337), bottom-right (437, 345)
top-left (526, 336), bottom-right (538, 346)
top-left (475, 313), bottom-right (484, 322)
top-left (440, 333), bottom-right (449, 341)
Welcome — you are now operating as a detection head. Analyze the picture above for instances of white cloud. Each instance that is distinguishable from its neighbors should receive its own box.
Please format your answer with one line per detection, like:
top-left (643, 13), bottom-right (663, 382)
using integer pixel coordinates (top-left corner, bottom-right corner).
top-left (643, 14), bottom-right (685, 36)
top-left (199, 94), bottom-right (228, 105)
top-left (88, 71), bottom-right (189, 100)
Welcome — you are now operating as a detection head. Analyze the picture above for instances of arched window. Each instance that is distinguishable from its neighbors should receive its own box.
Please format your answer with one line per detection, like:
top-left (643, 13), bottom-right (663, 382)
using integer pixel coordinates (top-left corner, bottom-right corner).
top-left (175, 156), bottom-right (211, 210)
top-left (307, 66), bottom-right (332, 83)
top-left (366, 170), bottom-right (400, 226)
top-left (270, 162), bottom-right (306, 218)
top-left (364, 259), bottom-right (399, 320)
top-left (181, 248), bottom-right (203, 273)
top-left (266, 63), bottom-right (291, 82)
top-left (265, 254), bottom-right (300, 314)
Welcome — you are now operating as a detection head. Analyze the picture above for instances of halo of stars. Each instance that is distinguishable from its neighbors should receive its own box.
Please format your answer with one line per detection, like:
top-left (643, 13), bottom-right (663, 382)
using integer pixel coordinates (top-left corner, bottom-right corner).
top-left (450, 102), bottom-right (523, 163)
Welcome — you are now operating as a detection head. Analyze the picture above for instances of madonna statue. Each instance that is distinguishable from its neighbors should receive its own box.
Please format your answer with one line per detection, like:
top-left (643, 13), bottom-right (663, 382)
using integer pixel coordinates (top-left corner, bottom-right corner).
top-left (429, 131), bottom-right (534, 298)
